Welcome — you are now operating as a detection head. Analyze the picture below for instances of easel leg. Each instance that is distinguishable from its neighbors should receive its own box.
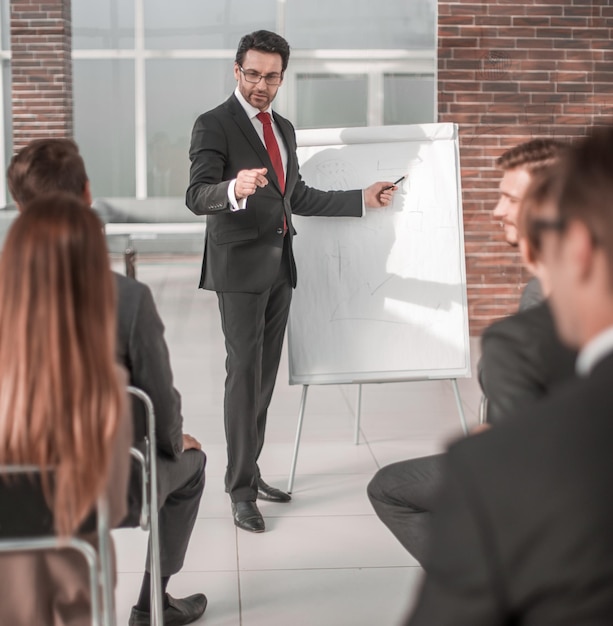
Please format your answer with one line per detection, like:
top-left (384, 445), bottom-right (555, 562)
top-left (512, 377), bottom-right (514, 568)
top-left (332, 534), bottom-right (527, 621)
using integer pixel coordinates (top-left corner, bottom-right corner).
top-left (287, 384), bottom-right (309, 493)
top-left (451, 378), bottom-right (469, 435)
top-left (354, 384), bottom-right (362, 444)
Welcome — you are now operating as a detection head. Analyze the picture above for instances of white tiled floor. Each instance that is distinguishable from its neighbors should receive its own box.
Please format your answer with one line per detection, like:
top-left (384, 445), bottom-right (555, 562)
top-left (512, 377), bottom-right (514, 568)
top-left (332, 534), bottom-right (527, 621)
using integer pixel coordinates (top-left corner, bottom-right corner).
top-left (111, 256), bottom-right (483, 626)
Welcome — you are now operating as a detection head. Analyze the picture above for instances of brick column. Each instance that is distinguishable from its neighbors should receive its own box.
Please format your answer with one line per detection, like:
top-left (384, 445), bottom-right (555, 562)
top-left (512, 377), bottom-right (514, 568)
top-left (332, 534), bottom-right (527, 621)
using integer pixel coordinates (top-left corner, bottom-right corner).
top-left (10, 0), bottom-right (73, 153)
top-left (438, 0), bottom-right (613, 334)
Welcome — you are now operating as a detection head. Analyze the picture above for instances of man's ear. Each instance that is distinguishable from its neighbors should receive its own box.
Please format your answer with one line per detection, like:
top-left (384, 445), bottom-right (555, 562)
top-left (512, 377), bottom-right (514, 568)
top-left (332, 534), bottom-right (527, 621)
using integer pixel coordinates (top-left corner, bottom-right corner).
top-left (83, 180), bottom-right (93, 207)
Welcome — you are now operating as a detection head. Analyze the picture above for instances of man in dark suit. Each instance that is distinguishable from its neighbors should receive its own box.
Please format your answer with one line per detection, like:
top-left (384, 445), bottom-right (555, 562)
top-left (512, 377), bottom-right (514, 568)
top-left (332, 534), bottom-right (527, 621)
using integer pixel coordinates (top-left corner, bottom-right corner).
top-left (7, 139), bottom-right (208, 626)
top-left (405, 125), bottom-right (613, 624)
top-left (186, 30), bottom-right (396, 533)
top-left (367, 139), bottom-right (570, 565)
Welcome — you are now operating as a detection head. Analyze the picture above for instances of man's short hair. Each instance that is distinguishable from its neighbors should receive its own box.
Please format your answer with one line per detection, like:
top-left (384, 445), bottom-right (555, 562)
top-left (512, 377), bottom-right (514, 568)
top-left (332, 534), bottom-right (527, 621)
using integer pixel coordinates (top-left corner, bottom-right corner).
top-left (7, 138), bottom-right (88, 208)
top-left (235, 30), bottom-right (291, 72)
top-left (557, 125), bottom-right (613, 285)
top-left (518, 165), bottom-right (564, 263)
top-left (496, 138), bottom-right (568, 173)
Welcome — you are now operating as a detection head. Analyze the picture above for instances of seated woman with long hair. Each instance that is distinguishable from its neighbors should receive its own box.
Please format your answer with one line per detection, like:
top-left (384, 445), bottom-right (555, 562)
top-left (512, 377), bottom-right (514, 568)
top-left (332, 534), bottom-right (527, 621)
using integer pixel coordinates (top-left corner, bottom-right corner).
top-left (0, 193), bottom-right (132, 625)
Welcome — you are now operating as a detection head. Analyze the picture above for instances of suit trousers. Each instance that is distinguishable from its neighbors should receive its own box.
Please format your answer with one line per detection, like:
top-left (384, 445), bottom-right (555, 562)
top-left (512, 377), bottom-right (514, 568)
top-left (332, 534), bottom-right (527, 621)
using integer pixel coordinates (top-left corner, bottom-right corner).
top-left (140, 448), bottom-right (206, 577)
top-left (216, 239), bottom-right (293, 502)
top-left (367, 453), bottom-right (444, 566)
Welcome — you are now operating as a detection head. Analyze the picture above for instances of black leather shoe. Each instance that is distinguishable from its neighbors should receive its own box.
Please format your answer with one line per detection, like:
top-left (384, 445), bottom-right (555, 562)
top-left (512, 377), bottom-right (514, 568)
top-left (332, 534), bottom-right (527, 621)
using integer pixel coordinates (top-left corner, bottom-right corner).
top-left (257, 478), bottom-right (292, 502)
top-left (128, 593), bottom-right (207, 626)
top-left (232, 500), bottom-right (265, 532)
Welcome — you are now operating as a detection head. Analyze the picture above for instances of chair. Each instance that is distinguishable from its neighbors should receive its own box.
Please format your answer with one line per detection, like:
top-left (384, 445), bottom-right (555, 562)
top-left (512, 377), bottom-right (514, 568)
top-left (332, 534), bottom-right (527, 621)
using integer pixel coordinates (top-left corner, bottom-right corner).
top-left (0, 465), bottom-right (115, 626)
top-left (478, 394), bottom-right (489, 425)
top-left (127, 386), bottom-right (164, 626)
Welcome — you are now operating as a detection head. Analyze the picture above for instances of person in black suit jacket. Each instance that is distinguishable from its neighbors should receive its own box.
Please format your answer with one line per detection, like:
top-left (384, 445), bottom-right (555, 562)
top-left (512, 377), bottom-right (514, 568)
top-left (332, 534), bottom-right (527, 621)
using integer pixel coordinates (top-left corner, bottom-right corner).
top-left (478, 300), bottom-right (576, 425)
top-left (7, 139), bottom-right (208, 626)
top-left (186, 30), bottom-right (396, 533)
top-left (367, 139), bottom-right (570, 565)
top-left (405, 125), bottom-right (613, 624)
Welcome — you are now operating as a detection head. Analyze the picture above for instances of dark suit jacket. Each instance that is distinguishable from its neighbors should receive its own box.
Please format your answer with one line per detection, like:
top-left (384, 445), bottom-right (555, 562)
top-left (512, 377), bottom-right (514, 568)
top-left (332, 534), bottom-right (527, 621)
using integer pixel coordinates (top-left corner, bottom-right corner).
top-left (478, 301), bottom-right (577, 425)
top-left (185, 94), bottom-right (363, 293)
top-left (115, 272), bottom-right (183, 459)
top-left (519, 276), bottom-right (543, 312)
top-left (407, 351), bottom-right (613, 626)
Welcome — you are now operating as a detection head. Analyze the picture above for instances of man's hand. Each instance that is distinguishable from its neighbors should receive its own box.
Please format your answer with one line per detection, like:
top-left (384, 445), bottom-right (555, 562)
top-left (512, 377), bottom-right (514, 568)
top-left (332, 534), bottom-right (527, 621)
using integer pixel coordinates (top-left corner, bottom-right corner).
top-left (183, 433), bottom-right (202, 451)
top-left (470, 423), bottom-right (491, 436)
top-left (235, 168), bottom-right (268, 200)
top-left (364, 181), bottom-right (398, 208)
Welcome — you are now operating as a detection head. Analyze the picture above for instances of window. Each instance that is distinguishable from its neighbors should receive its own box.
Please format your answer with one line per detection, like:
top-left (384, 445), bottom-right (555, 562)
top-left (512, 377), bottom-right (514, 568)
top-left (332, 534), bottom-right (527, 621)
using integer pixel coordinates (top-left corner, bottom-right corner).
top-left (71, 0), bottom-right (436, 201)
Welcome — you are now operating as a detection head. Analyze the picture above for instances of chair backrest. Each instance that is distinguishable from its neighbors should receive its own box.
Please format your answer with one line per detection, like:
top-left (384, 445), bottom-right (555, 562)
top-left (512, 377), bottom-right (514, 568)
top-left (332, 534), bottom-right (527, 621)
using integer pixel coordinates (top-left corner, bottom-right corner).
top-left (0, 467), bottom-right (96, 536)
top-left (0, 465), bottom-right (115, 626)
top-left (126, 386), bottom-right (164, 626)
top-left (478, 394), bottom-right (489, 425)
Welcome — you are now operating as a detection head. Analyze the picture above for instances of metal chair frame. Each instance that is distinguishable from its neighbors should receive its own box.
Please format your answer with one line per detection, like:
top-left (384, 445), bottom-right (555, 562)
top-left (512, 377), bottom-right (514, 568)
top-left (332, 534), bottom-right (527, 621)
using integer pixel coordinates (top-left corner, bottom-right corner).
top-left (478, 394), bottom-right (489, 425)
top-left (0, 465), bottom-right (115, 626)
top-left (127, 386), bottom-right (164, 626)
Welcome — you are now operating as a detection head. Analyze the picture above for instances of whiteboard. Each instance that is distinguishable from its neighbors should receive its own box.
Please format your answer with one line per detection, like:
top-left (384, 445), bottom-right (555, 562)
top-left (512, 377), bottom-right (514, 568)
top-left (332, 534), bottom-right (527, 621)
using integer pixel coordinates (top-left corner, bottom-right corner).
top-left (287, 123), bottom-right (470, 385)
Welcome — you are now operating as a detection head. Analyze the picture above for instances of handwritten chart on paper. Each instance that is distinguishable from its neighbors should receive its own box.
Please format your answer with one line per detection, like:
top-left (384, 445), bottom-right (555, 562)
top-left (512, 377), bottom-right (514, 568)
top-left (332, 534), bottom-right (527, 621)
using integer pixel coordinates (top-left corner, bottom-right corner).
top-left (287, 123), bottom-right (470, 385)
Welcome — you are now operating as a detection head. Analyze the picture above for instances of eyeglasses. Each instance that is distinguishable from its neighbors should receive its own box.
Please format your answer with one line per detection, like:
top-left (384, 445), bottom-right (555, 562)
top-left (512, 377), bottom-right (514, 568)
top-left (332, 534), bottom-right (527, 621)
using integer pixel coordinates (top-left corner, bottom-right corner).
top-left (526, 217), bottom-right (566, 252)
top-left (239, 66), bottom-right (283, 86)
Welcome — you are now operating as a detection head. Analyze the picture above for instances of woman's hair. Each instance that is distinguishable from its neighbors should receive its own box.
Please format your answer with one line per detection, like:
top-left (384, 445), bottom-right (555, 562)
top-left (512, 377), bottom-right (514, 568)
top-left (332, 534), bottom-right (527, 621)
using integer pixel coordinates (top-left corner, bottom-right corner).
top-left (0, 193), bottom-right (122, 535)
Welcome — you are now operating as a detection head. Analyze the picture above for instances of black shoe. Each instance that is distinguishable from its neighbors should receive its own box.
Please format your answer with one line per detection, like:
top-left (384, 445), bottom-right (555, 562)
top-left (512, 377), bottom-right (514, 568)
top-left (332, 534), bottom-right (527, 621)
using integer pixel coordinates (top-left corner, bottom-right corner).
top-left (128, 593), bottom-right (207, 626)
top-left (232, 500), bottom-right (265, 533)
top-left (257, 478), bottom-right (292, 503)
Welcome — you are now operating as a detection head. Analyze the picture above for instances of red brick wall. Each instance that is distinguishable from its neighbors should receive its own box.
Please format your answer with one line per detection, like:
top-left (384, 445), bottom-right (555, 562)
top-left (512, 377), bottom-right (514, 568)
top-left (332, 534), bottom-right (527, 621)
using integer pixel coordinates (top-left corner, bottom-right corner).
top-left (10, 0), bottom-right (73, 153)
top-left (438, 0), bottom-right (613, 334)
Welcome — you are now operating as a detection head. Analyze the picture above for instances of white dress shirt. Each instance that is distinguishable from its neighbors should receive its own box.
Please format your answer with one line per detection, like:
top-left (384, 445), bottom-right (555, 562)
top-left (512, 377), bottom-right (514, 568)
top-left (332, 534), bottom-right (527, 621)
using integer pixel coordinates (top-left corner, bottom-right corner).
top-left (227, 87), bottom-right (288, 211)
top-left (576, 324), bottom-right (613, 376)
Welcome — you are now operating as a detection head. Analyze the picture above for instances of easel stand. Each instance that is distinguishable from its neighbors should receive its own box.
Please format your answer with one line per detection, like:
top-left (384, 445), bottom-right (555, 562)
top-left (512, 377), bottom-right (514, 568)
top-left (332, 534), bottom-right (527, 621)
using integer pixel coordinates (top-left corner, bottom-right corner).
top-left (287, 379), bottom-right (469, 493)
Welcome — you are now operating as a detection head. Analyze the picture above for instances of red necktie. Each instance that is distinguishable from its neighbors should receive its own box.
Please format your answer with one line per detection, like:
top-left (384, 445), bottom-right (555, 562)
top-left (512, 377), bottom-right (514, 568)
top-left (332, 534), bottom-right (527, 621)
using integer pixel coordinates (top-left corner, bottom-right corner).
top-left (256, 111), bottom-right (287, 233)
top-left (256, 111), bottom-right (285, 194)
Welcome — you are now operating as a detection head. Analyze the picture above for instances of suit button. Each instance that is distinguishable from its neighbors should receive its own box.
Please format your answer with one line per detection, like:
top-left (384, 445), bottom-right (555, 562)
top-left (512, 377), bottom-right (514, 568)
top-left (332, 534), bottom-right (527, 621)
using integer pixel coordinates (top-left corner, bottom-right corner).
top-left (276, 227), bottom-right (283, 235)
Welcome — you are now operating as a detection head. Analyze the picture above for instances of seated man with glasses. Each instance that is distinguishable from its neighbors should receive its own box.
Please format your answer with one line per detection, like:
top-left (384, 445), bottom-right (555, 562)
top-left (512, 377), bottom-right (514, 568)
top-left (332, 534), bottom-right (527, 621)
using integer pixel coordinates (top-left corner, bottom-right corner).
top-left (405, 124), bottom-right (613, 626)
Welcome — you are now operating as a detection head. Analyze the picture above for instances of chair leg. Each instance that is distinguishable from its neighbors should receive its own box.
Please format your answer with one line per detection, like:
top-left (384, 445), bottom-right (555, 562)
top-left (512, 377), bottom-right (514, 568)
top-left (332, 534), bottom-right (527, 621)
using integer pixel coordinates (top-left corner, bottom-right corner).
top-left (147, 449), bottom-right (164, 625)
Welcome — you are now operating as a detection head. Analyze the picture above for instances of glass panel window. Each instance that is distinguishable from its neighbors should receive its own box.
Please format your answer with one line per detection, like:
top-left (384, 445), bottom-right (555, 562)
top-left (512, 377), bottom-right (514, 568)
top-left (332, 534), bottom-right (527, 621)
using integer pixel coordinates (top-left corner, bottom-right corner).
top-left (72, 0), bottom-right (135, 50)
top-left (144, 0), bottom-right (276, 49)
top-left (296, 74), bottom-right (368, 129)
top-left (73, 60), bottom-right (136, 197)
top-left (2, 61), bottom-right (11, 206)
top-left (286, 0), bottom-right (436, 50)
top-left (0, 0), bottom-right (9, 50)
top-left (146, 59), bottom-right (234, 197)
top-left (384, 74), bottom-right (436, 125)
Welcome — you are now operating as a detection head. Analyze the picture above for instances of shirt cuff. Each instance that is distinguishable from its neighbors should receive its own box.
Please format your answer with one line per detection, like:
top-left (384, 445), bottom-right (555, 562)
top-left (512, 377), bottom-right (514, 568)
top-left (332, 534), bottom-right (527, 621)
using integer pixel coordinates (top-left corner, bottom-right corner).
top-left (360, 190), bottom-right (366, 216)
top-left (228, 179), bottom-right (248, 211)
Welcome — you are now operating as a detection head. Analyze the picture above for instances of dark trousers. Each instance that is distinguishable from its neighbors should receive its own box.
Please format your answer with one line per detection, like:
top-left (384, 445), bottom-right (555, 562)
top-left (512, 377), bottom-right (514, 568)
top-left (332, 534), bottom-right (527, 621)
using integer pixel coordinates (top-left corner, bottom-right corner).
top-left (217, 242), bottom-right (292, 502)
top-left (367, 453), bottom-right (444, 566)
top-left (123, 448), bottom-right (206, 578)
top-left (150, 449), bottom-right (206, 576)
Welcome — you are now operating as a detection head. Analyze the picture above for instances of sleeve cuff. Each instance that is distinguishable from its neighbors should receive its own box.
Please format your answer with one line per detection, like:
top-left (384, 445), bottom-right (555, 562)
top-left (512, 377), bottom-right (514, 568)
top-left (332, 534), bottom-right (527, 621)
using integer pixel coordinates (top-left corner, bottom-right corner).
top-left (228, 179), bottom-right (248, 211)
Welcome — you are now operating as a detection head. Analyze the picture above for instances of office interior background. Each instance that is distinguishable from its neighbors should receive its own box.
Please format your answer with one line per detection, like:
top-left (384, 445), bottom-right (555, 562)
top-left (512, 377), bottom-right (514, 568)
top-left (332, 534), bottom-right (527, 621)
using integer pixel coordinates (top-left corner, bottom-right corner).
top-left (1, 0), bottom-right (612, 332)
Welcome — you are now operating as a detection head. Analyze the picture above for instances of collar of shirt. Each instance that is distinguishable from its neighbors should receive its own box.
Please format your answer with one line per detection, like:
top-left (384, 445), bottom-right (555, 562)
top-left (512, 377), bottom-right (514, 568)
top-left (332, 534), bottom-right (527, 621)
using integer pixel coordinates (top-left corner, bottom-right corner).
top-left (233, 86), bottom-right (288, 175)
top-left (576, 324), bottom-right (613, 376)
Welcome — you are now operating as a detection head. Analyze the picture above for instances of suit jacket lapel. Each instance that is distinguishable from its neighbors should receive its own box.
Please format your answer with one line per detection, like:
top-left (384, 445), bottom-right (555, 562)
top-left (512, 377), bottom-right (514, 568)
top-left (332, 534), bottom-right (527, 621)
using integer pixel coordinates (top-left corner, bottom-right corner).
top-left (225, 95), bottom-right (284, 195)
top-left (275, 114), bottom-right (298, 193)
